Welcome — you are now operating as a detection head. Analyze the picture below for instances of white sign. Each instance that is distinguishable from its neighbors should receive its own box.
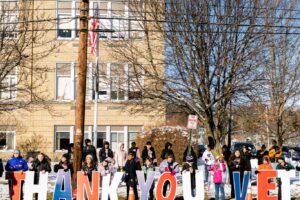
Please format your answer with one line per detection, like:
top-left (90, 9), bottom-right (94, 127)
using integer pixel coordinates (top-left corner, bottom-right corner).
top-left (187, 115), bottom-right (198, 129)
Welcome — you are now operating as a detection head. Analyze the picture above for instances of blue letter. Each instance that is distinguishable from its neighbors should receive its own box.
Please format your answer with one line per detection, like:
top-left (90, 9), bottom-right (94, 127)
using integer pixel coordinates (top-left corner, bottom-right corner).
top-left (53, 169), bottom-right (72, 200)
top-left (233, 171), bottom-right (250, 200)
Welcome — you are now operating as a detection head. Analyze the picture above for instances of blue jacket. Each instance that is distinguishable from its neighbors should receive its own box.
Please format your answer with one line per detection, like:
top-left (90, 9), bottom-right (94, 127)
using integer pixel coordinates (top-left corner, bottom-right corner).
top-left (5, 156), bottom-right (28, 172)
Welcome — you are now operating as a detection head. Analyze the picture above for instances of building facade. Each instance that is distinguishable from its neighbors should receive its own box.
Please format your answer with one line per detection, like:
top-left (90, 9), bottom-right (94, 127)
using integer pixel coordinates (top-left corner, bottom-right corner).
top-left (0, 0), bottom-right (165, 160)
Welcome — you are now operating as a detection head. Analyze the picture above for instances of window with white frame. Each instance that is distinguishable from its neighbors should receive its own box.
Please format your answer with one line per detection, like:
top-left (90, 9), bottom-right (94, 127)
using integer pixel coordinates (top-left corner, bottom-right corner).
top-left (128, 125), bottom-right (142, 147)
top-left (110, 126), bottom-right (124, 150)
top-left (57, 0), bottom-right (143, 40)
top-left (56, 63), bottom-right (73, 100)
top-left (57, 1), bottom-right (73, 38)
top-left (56, 62), bottom-right (92, 101)
top-left (128, 64), bottom-right (143, 100)
top-left (128, 2), bottom-right (144, 39)
top-left (97, 63), bottom-right (110, 100)
top-left (96, 125), bottom-right (106, 148)
top-left (55, 126), bottom-right (73, 151)
top-left (110, 63), bottom-right (126, 101)
top-left (0, 126), bottom-right (15, 151)
top-left (0, 1), bottom-right (18, 39)
top-left (0, 65), bottom-right (17, 101)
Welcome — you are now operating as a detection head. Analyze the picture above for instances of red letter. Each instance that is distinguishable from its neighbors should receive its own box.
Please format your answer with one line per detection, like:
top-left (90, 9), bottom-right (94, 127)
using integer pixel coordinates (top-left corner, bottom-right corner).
top-left (156, 172), bottom-right (177, 200)
top-left (5, 172), bottom-right (26, 200)
top-left (257, 170), bottom-right (277, 200)
top-left (77, 171), bottom-right (99, 200)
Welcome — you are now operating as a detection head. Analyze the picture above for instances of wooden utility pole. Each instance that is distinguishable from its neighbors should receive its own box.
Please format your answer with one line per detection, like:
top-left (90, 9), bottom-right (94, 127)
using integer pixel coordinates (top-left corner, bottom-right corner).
top-left (72, 0), bottom-right (89, 187)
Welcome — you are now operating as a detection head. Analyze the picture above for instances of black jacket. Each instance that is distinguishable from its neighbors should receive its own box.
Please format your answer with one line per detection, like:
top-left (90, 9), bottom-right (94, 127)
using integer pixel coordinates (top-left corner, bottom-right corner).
top-left (82, 145), bottom-right (98, 163)
top-left (182, 147), bottom-right (197, 162)
top-left (243, 152), bottom-right (252, 171)
top-left (99, 148), bottom-right (113, 162)
top-left (54, 161), bottom-right (74, 175)
top-left (124, 159), bottom-right (139, 182)
top-left (82, 165), bottom-right (97, 182)
top-left (141, 147), bottom-right (156, 163)
top-left (31, 159), bottom-right (52, 184)
top-left (256, 149), bottom-right (269, 165)
top-left (229, 157), bottom-right (245, 173)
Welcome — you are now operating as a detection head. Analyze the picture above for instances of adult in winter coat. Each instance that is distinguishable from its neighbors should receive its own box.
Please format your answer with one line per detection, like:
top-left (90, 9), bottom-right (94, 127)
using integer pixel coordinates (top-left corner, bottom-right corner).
top-left (269, 140), bottom-right (282, 162)
top-left (64, 143), bottom-right (74, 164)
top-left (181, 155), bottom-right (198, 196)
top-left (124, 151), bottom-right (140, 200)
top-left (211, 157), bottom-right (226, 200)
top-left (82, 139), bottom-right (98, 163)
top-left (202, 145), bottom-right (215, 183)
top-left (229, 149), bottom-right (245, 199)
top-left (129, 142), bottom-right (141, 160)
top-left (31, 153), bottom-right (52, 184)
top-left (242, 146), bottom-right (252, 171)
top-left (82, 155), bottom-right (97, 182)
top-left (182, 146), bottom-right (197, 162)
top-left (159, 152), bottom-right (180, 196)
top-left (114, 143), bottom-right (127, 171)
top-left (99, 141), bottom-right (114, 162)
top-left (54, 154), bottom-right (73, 175)
top-left (222, 145), bottom-right (231, 163)
top-left (5, 149), bottom-right (28, 172)
top-left (257, 144), bottom-right (269, 165)
top-left (276, 156), bottom-right (295, 200)
top-left (160, 142), bottom-right (174, 160)
top-left (141, 141), bottom-right (157, 165)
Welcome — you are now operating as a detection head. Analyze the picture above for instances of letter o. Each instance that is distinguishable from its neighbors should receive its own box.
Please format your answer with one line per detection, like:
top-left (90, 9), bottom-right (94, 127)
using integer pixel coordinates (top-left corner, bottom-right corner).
top-left (156, 172), bottom-right (177, 200)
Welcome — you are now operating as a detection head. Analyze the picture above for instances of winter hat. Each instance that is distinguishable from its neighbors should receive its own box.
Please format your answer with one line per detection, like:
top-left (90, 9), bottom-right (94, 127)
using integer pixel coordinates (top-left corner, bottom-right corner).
top-left (186, 155), bottom-right (195, 162)
top-left (13, 149), bottom-right (20, 154)
top-left (85, 154), bottom-right (93, 160)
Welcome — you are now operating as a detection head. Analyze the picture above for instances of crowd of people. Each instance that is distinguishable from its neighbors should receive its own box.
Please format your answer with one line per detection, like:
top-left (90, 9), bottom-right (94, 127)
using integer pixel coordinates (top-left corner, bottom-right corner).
top-left (0, 139), bottom-right (299, 200)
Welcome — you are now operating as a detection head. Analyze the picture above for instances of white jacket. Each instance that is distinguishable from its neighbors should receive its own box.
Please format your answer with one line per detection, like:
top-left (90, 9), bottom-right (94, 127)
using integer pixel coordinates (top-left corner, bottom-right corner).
top-left (202, 150), bottom-right (215, 165)
top-left (114, 146), bottom-right (127, 168)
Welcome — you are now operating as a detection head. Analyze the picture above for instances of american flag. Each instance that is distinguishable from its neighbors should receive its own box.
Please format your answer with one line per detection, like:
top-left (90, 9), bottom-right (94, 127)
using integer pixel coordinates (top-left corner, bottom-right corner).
top-left (88, 4), bottom-right (100, 56)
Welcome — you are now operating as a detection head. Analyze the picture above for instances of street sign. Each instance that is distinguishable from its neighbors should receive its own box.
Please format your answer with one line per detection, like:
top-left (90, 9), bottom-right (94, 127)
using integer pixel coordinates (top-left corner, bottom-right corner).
top-left (187, 115), bottom-right (198, 129)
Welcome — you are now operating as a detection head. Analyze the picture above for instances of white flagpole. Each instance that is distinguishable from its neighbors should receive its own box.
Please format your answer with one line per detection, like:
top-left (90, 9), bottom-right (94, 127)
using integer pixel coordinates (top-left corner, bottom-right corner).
top-left (93, 5), bottom-right (100, 148)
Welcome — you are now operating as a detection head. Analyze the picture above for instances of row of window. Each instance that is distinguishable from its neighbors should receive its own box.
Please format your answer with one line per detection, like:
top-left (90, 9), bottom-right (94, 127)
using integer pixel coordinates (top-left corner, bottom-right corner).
top-left (57, 0), bottom-right (144, 39)
top-left (0, 125), bottom-right (142, 152)
top-left (56, 62), bottom-right (143, 101)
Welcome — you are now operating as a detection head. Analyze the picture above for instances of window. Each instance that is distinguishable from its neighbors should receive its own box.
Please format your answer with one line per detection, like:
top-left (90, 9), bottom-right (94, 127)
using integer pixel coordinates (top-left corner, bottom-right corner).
top-left (96, 126), bottom-right (106, 148)
top-left (55, 126), bottom-right (72, 151)
top-left (0, 2), bottom-right (18, 39)
top-left (57, 0), bottom-right (143, 40)
top-left (128, 126), bottom-right (142, 146)
top-left (110, 126), bottom-right (124, 150)
top-left (0, 65), bottom-right (16, 100)
top-left (97, 63), bottom-right (110, 100)
top-left (0, 126), bottom-right (15, 151)
top-left (57, 1), bottom-right (73, 38)
top-left (128, 64), bottom-right (143, 100)
top-left (56, 63), bottom-right (72, 100)
top-left (128, 3), bottom-right (144, 39)
top-left (110, 64), bottom-right (126, 100)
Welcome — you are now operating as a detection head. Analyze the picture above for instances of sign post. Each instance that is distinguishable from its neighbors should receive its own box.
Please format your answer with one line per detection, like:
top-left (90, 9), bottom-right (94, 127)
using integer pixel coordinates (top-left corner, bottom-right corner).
top-left (187, 115), bottom-right (198, 156)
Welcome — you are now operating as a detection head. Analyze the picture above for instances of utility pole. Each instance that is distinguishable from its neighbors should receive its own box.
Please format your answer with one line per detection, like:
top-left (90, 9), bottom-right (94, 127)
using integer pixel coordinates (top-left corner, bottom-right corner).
top-left (72, 0), bottom-right (89, 187)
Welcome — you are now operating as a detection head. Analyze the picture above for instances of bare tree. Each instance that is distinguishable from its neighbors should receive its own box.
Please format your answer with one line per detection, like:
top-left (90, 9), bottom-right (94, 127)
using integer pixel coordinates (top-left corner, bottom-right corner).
top-left (0, 1), bottom-right (60, 112)
top-left (108, 0), bottom-right (271, 152)
top-left (260, 0), bottom-right (300, 146)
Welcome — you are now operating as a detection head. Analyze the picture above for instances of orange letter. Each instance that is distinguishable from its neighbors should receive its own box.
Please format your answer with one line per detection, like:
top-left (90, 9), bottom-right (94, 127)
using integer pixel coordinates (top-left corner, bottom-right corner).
top-left (156, 172), bottom-right (177, 200)
top-left (257, 170), bottom-right (277, 200)
top-left (5, 172), bottom-right (26, 200)
top-left (77, 171), bottom-right (99, 200)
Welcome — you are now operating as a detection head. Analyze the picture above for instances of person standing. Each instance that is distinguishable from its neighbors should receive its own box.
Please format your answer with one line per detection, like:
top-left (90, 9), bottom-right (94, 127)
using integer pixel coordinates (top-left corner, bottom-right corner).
top-left (182, 146), bottom-right (197, 162)
top-left (202, 145), bottom-right (215, 183)
top-left (159, 152), bottom-right (179, 196)
top-left (82, 155), bottom-right (97, 183)
top-left (211, 156), bottom-right (226, 200)
top-left (142, 157), bottom-right (156, 200)
top-left (64, 143), bottom-right (74, 164)
top-left (82, 139), bottom-right (98, 163)
top-left (129, 142), bottom-right (141, 160)
top-left (229, 149), bottom-right (245, 199)
top-left (275, 156), bottom-right (295, 200)
top-left (5, 149), bottom-right (28, 199)
top-left (242, 146), bottom-right (252, 172)
top-left (99, 141), bottom-right (114, 163)
top-left (222, 145), bottom-right (231, 163)
top-left (160, 142), bottom-right (173, 160)
top-left (114, 143), bottom-right (127, 171)
top-left (269, 140), bottom-right (282, 162)
top-left (142, 141), bottom-right (157, 165)
top-left (124, 151), bottom-right (140, 200)
top-left (181, 155), bottom-right (198, 197)
top-left (257, 144), bottom-right (269, 165)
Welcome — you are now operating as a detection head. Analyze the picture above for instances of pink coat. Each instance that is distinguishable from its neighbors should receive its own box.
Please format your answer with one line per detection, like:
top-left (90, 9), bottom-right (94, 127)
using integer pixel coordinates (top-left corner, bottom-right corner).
top-left (211, 163), bottom-right (226, 184)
